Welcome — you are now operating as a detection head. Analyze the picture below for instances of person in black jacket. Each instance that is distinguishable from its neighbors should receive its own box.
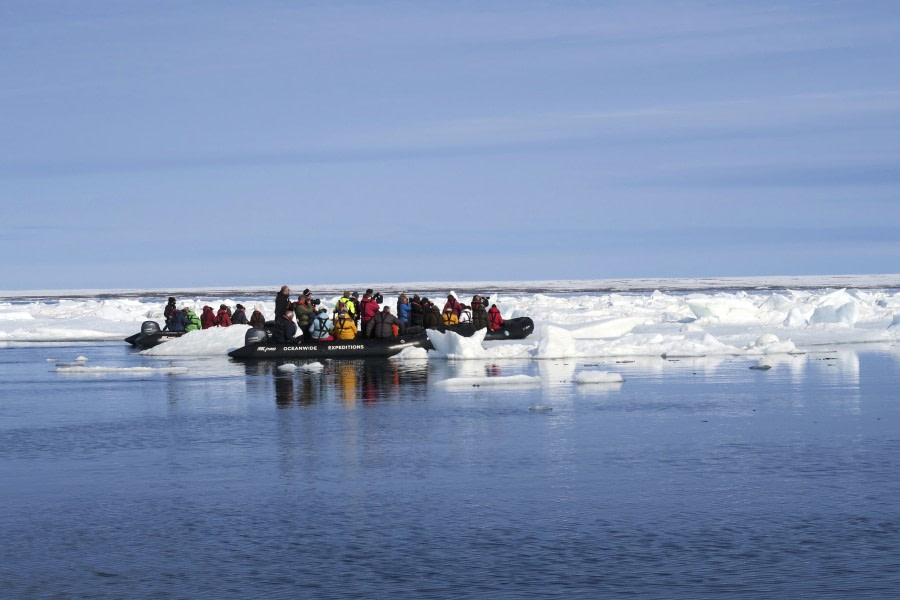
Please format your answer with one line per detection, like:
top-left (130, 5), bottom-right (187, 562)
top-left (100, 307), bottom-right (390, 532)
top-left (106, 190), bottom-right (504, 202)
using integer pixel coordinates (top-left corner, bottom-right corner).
top-left (274, 285), bottom-right (292, 321)
top-left (423, 304), bottom-right (443, 328)
top-left (231, 304), bottom-right (249, 325)
top-left (410, 294), bottom-right (424, 327)
top-left (272, 307), bottom-right (297, 344)
top-left (163, 297), bottom-right (177, 330)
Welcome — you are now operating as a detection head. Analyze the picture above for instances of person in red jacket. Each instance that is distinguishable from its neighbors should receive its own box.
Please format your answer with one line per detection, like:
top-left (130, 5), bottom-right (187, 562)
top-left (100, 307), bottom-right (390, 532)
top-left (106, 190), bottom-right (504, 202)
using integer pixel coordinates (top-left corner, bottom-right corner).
top-left (359, 290), bottom-right (380, 335)
top-left (443, 294), bottom-right (463, 318)
top-left (200, 305), bottom-right (217, 329)
top-left (488, 304), bottom-right (504, 331)
top-left (216, 304), bottom-right (232, 327)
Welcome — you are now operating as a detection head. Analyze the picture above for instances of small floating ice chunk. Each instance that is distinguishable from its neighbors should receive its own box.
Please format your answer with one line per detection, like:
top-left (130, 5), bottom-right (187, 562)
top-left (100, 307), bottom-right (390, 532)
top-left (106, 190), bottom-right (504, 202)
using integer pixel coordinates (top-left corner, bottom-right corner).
top-left (436, 375), bottom-right (541, 388)
top-left (75, 356), bottom-right (88, 362)
top-left (276, 364), bottom-right (297, 373)
top-left (427, 328), bottom-right (489, 359)
top-left (298, 362), bottom-right (324, 372)
top-left (573, 371), bottom-right (625, 384)
top-left (391, 347), bottom-right (429, 360)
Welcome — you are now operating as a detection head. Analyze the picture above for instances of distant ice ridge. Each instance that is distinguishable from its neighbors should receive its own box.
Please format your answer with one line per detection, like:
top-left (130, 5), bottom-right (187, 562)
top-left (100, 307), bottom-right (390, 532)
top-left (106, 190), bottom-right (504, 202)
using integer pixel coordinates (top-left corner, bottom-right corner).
top-left (2, 283), bottom-right (899, 358)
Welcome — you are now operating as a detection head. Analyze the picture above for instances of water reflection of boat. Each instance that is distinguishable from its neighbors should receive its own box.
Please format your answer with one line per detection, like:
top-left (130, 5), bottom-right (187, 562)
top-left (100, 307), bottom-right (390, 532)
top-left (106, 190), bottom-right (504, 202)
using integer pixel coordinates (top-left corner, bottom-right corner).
top-left (259, 359), bottom-right (431, 407)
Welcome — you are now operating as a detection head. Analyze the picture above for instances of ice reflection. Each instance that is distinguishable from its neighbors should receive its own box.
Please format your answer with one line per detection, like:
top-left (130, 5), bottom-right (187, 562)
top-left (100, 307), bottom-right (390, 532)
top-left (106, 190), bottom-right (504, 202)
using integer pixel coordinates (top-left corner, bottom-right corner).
top-left (537, 359), bottom-right (577, 386)
top-left (574, 381), bottom-right (625, 396)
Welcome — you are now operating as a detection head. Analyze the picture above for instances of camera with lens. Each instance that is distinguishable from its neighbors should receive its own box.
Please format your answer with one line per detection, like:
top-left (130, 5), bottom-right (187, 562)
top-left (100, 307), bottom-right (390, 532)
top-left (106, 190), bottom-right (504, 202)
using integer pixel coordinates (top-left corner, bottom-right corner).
top-left (311, 298), bottom-right (321, 306)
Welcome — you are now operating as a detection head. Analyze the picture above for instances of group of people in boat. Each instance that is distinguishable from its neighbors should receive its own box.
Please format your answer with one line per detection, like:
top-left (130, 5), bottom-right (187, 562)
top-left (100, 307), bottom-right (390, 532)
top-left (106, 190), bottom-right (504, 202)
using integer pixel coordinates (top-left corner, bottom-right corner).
top-left (274, 286), bottom-right (504, 344)
top-left (163, 297), bottom-right (262, 332)
top-left (162, 287), bottom-right (505, 344)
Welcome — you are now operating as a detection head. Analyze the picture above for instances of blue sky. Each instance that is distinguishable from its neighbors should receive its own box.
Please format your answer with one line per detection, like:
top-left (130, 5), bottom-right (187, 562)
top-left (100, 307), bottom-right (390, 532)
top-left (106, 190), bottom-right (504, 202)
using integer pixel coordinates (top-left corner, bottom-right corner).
top-left (1, 0), bottom-right (899, 290)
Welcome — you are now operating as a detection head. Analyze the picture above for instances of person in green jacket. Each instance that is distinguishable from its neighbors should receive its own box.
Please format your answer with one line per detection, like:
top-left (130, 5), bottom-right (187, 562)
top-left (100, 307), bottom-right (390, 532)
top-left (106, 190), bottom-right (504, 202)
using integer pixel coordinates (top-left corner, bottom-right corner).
top-left (183, 308), bottom-right (202, 332)
top-left (293, 295), bottom-right (315, 342)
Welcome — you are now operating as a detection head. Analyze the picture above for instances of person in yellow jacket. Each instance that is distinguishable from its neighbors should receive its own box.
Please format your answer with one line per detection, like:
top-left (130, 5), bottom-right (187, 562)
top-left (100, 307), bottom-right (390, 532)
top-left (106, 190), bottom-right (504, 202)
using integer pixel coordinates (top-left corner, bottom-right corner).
top-left (331, 309), bottom-right (358, 341)
top-left (334, 291), bottom-right (356, 317)
top-left (441, 307), bottom-right (459, 326)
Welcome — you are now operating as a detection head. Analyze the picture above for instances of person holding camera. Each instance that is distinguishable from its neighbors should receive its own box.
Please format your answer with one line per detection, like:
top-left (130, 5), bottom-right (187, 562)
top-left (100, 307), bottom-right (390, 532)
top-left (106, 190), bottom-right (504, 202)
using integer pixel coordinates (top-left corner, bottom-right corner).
top-left (359, 290), bottom-right (380, 335)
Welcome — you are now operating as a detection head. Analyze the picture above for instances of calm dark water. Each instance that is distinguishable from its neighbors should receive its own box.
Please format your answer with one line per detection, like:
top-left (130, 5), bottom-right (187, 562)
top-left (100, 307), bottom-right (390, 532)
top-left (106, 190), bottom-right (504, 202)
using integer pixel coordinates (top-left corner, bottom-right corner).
top-left (1, 344), bottom-right (899, 598)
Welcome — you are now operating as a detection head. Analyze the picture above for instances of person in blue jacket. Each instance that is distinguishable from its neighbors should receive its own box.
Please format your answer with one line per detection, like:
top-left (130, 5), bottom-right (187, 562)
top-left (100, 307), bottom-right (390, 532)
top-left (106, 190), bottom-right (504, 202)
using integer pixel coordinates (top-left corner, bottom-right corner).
top-left (396, 294), bottom-right (412, 326)
top-left (168, 308), bottom-right (188, 332)
top-left (310, 308), bottom-right (334, 342)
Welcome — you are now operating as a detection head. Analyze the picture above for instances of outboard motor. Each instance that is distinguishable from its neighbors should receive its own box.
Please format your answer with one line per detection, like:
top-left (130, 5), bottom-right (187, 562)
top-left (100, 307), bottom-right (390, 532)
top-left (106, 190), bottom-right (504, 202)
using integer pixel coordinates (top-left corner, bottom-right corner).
top-left (244, 327), bottom-right (270, 345)
top-left (140, 320), bottom-right (162, 335)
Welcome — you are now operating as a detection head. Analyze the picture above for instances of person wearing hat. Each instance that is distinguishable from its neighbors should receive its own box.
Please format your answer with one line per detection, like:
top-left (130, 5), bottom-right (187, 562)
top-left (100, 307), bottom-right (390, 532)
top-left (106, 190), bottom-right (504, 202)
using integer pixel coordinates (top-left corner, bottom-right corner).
top-left (334, 291), bottom-right (356, 317)
top-left (349, 291), bottom-right (361, 324)
top-left (423, 303), bottom-right (443, 329)
top-left (410, 294), bottom-right (424, 328)
top-left (293, 294), bottom-right (315, 342)
top-left (443, 293), bottom-right (463, 318)
top-left (331, 307), bottom-right (358, 341)
top-left (163, 297), bottom-right (178, 330)
top-left (231, 304), bottom-right (249, 325)
top-left (216, 304), bottom-right (232, 327)
top-left (441, 306), bottom-right (459, 326)
top-left (310, 308), bottom-right (334, 342)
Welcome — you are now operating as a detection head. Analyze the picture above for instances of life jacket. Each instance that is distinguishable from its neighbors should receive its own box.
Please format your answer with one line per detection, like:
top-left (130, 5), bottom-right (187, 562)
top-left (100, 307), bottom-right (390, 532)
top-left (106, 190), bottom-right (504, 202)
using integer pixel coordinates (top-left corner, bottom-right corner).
top-left (332, 314), bottom-right (357, 340)
top-left (311, 312), bottom-right (334, 341)
top-left (360, 297), bottom-right (379, 322)
top-left (335, 296), bottom-right (355, 315)
top-left (488, 306), bottom-right (503, 331)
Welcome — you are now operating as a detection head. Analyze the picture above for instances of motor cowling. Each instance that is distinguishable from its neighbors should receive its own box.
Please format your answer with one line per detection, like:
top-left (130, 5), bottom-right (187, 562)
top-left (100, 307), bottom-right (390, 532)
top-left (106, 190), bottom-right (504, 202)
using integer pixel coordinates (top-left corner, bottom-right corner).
top-left (245, 327), bottom-right (270, 345)
top-left (141, 320), bottom-right (162, 335)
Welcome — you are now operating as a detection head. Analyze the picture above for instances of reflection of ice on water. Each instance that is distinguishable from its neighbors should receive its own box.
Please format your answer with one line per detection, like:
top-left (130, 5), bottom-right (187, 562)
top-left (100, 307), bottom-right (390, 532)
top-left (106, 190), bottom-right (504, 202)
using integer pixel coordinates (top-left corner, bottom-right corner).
top-left (538, 359), bottom-right (577, 386)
